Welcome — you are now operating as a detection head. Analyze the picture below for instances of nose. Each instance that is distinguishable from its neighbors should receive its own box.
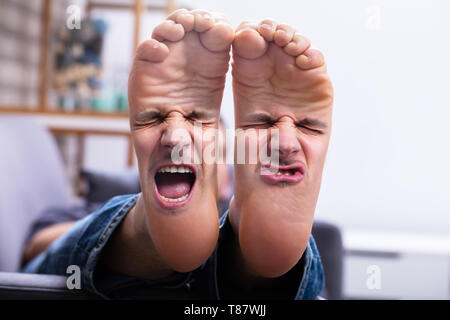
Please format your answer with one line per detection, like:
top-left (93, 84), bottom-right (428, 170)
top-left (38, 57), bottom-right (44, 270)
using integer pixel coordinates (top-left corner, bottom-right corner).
top-left (160, 113), bottom-right (192, 150)
top-left (276, 125), bottom-right (301, 160)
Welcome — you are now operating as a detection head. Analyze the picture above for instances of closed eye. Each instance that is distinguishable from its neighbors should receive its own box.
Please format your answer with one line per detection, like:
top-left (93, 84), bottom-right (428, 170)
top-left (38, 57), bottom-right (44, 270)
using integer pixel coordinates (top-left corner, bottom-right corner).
top-left (295, 118), bottom-right (327, 135)
top-left (242, 121), bottom-right (275, 129)
top-left (296, 124), bottom-right (323, 135)
top-left (134, 115), bottom-right (166, 128)
top-left (241, 113), bottom-right (276, 129)
top-left (185, 111), bottom-right (217, 126)
top-left (133, 109), bottom-right (165, 127)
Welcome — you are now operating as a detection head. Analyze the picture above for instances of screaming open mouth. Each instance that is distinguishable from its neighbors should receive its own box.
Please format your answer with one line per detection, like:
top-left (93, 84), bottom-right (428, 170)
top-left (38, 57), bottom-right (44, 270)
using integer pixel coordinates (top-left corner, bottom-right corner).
top-left (154, 165), bottom-right (196, 208)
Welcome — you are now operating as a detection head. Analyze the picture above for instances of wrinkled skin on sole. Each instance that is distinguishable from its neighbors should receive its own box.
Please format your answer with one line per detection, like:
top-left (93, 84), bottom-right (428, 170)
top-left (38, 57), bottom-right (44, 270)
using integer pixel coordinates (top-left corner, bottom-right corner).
top-left (230, 19), bottom-right (334, 277)
top-left (128, 9), bottom-right (234, 272)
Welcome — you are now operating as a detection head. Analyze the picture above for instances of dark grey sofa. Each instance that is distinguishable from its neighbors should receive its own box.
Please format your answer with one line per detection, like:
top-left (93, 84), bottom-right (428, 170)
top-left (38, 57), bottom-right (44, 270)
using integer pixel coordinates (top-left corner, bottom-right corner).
top-left (0, 115), bottom-right (343, 300)
top-left (0, 272), bottom-right (97, 300)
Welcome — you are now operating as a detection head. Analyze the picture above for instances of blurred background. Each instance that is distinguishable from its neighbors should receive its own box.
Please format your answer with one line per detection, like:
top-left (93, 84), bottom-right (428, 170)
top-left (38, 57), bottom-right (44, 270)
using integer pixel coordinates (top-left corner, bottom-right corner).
top-left (0, 0), bottom-right (449, 299)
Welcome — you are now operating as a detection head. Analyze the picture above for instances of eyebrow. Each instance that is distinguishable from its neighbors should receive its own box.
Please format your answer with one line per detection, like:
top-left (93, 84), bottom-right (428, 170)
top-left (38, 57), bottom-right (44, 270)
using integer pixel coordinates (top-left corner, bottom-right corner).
top-left (244, 113), bottom-right (273, 123)
top-left (134, 108), bottom-right (217, 123)
top-left (186, 109), bottom-right (216, 120)
top-left (245, 113), bottom-right (328, 129)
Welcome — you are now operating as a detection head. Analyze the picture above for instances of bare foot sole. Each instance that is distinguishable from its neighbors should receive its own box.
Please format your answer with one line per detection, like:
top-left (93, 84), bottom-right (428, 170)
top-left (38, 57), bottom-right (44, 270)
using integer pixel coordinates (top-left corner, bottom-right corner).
top-left (128, 9), bottom-right (234, 272)
top-left (231, 19), bottom-right (334, 277)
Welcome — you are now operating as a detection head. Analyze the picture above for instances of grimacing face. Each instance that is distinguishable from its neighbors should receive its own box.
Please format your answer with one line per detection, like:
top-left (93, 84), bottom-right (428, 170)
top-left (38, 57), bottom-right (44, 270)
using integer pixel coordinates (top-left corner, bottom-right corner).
top-left (234, 102), bottom-right (332, 205)
top-left (126, 26), bottom-right (231, 271)
top-left (232, 100), bottom-right (332, 276)
top-left (131, 107), bottom-right (219, 210)
top-left (129, 102), bottom-right (221, 271)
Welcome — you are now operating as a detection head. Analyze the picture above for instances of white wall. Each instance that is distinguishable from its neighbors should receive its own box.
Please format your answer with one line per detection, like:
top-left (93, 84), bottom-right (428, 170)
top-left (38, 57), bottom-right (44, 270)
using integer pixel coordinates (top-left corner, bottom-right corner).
top-left (181, 0), bottom-right (450, 236)
top-left (78, 0), bottom-right (450, 298)
top-left (90, 0), bottom-right (450, 235)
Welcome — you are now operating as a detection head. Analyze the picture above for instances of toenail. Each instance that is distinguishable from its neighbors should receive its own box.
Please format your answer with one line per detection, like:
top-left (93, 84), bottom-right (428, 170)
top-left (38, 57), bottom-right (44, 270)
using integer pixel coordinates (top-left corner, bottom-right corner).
top-left (153, 42), bottom-right (159, 49)
top-left (202, 13), bottom-right (212, 19)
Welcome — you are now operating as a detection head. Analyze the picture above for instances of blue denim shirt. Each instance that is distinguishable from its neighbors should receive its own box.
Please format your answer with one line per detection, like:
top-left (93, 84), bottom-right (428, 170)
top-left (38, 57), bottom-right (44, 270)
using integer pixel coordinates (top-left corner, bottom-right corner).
top-left (23, 194), bottom-right (324, 299)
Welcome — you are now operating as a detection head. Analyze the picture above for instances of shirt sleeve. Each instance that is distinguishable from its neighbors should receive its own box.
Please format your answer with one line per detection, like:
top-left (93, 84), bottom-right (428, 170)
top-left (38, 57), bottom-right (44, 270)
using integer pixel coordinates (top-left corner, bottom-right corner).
top-left (215, 211), bottom-right (325, 300)
top-left (22, 194), bottom-right (139, 298)
top-left (295, 234), bottom-right (325, 300)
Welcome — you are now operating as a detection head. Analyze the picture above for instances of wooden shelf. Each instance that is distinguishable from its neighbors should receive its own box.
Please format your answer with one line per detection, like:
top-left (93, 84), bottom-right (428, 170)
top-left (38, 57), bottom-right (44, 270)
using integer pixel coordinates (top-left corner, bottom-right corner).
top-left (87, 2), bottom-right (166, 12)
top-left (0, 0), bottom-right (175, 118)
top-left (0, 0), bottom-right (177, 168)
top-left (0, 106), bottom-right (129, 119)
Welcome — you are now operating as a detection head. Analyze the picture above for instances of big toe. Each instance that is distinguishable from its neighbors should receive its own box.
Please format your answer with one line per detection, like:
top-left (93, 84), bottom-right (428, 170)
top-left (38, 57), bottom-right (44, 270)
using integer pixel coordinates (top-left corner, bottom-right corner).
top-left (135, 39), bottom-right (169, 63)
top-left (199, 15), bottom-right (235, 52)
top-left (152, 20), bottom-right (185, 42)
top-left (233, 21), bottom-right (268, 59)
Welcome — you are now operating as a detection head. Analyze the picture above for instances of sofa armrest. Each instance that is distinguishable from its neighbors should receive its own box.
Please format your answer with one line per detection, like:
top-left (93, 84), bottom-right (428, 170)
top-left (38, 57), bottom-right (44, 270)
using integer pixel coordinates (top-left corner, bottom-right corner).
top-left (0, 272), bottom-right (98, 300)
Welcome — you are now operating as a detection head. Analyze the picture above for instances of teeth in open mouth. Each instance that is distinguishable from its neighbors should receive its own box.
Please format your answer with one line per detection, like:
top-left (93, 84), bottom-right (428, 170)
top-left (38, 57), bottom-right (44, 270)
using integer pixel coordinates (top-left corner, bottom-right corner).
top-left (160, 193), bottom-right (189, 202)
top-left (276, 171), bottom-right (294, 176)
top-left (157, 166), bottom-right (192, 173)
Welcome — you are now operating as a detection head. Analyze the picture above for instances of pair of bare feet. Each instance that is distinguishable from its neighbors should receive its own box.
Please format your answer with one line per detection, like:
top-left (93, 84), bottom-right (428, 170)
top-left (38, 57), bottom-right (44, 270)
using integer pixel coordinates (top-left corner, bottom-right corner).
top-left (127, 9), bottom-right (333, 279)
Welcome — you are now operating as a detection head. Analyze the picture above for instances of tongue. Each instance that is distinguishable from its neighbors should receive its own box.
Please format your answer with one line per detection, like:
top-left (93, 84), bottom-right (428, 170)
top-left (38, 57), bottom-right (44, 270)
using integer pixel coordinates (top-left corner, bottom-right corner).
top-left (157, 174), bottom-right (191, 199)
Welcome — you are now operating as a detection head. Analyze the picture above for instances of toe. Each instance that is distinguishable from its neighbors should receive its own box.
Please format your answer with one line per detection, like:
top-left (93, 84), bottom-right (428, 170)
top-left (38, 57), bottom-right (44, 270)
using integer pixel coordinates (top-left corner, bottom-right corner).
top-left (211, 12), bottom-right (230, 23)
top-left (199, 21), bottom-right (234, 52)
top-left (295, 48), bottom-right (325, 70)
top-left (284, 33), bottom-right (310, 56)
top-left (274, 23), bottom-right (295, 47)
top-left (235, 20), bottom-right (260, 33)
top-left (192, 9), bottom-right (215, 32)
top-left (177, 13), bottom-right (195, 32)
top-left (233, 21), bottom-right (268, 59)
top-left (166, 8), bottom-right (188, 22)
top-left (135, 39), bottom-right (169, 63)
top-left (152, 20), bottom-right (185, 42)
top-left (258, 19), bottom-right (277, 42)
top-left (167, 9), bottom-right (195, 32)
